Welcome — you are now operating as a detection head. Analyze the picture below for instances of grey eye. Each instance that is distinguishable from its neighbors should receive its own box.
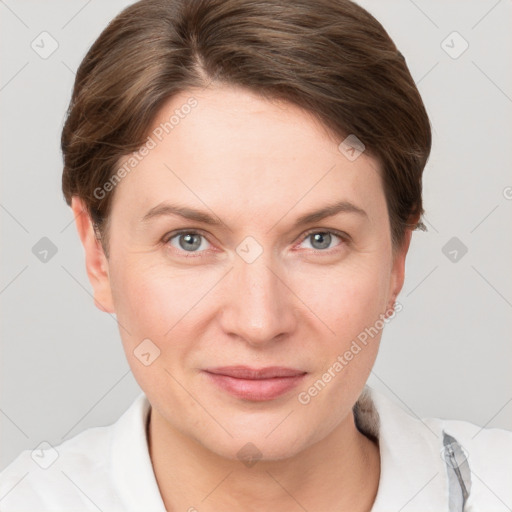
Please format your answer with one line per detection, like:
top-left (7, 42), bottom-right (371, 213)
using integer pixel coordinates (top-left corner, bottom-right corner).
top-left (169, 232), bottom-right (209, 252)
top-left (307, 232), bottom-right (333, 250)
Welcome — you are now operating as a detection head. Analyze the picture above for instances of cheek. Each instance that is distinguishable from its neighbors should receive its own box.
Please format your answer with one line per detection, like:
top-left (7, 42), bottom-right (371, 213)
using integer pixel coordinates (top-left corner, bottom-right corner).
top-left (291, 262), bottom-right (389, 419)
top-left (108, 261), bottom-right (200, 395)
top-left (108, 257), bottom-right (226, 374)
top-left (109, 259), bottom-right (192, 344)
top-left (291, 258), bottom-right (391, 398)
top-left (292, 257), bottom-right (391, 337)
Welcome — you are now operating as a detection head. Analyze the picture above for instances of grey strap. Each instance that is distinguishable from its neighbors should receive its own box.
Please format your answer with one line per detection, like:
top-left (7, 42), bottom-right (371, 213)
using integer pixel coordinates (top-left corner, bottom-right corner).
top-left (442, 432), bottom-right (472, 512)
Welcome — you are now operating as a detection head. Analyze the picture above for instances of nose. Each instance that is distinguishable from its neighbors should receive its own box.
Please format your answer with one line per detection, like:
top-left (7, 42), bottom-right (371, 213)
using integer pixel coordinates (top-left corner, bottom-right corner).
top-left (218, 249), bottom-right (297, 348)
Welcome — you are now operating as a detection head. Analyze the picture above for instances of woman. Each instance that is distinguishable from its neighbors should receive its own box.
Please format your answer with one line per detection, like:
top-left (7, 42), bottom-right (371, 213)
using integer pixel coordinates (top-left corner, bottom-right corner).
top-left (0, 0), bottom-right (510, 510)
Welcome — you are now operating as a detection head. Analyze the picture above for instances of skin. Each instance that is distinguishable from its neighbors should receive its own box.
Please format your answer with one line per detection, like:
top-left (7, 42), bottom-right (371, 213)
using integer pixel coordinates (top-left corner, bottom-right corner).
top-left (72, 84), bottom-right (413, 512)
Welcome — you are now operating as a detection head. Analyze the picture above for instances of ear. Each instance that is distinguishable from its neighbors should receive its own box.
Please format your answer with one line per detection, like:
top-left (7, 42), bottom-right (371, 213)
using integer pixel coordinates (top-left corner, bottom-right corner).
top-left (71, 197), bottom-right (115, 314)
top-left (387, 228), bottom-right (414, 311)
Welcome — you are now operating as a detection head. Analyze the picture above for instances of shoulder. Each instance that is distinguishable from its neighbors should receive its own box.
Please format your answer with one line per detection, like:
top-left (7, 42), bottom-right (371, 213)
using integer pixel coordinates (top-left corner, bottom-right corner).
top-left (438, 417), bottom-right (512, 510)
top-left (423, 413), bottom-right (512, 471)
top-left (0, 393), bottom-right (150, 511)
top-left (364, 386), bottom-right (512, 510)
top-left (0, 421), bottom-right (118, 511)
top-left (440, 415), bottom-right (512, 452)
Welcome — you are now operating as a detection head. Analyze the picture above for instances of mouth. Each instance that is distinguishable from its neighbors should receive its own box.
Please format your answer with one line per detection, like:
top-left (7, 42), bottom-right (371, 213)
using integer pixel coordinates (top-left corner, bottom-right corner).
top-left (202, 366), bottom-right (307, 401)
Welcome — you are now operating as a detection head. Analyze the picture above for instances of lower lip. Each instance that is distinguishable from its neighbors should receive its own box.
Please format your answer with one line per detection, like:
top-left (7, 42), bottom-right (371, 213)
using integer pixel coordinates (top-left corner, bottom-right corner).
top-left (203, 371), bottom-right (306, 401)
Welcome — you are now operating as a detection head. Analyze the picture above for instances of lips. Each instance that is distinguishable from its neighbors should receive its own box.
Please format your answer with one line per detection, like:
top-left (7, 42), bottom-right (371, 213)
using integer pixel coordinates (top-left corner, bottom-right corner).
top-left (204, 366), bottom-right (306, 379)
top-left (202, 366), bottom-right (307, 401)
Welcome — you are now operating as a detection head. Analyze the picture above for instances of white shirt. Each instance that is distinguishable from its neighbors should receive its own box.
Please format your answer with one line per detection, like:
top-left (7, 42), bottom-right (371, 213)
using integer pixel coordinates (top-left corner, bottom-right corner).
top-left (0, 386), bottom-right (510, 511)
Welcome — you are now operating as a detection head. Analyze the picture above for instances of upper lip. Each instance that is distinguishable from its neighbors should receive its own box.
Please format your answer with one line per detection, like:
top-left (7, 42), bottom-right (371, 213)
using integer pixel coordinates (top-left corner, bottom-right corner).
top-left (204, 366), bottom-right (306, 379)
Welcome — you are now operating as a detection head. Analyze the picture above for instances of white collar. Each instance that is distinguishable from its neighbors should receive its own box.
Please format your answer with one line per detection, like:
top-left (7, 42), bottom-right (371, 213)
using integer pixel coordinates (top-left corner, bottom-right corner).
top-left (356, 386), bottom-right (449, 511)
top-left (110, 392), bottom-right (165, 511)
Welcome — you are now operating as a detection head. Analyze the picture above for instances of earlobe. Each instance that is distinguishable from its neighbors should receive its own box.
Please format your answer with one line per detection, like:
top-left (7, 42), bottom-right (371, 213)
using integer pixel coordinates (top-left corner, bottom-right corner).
top-left (71, 197), bottom-right (115, 314)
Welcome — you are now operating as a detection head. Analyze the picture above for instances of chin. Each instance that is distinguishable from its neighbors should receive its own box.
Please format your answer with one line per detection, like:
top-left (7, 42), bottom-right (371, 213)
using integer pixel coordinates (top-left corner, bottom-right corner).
top-left (221, 440), bottom-right (304, 465)
top-left (197, 422), bottom-right (312, 464)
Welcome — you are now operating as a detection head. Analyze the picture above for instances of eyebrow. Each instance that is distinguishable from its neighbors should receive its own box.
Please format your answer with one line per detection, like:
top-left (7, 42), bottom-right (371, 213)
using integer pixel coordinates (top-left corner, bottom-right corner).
top-left (140, 199), bottom-right (368, 228)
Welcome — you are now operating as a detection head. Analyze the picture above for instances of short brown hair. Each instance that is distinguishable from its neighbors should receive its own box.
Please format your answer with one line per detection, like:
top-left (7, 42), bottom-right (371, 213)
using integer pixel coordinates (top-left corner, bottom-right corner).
top-left (61, 0), bottom-right (431, 257)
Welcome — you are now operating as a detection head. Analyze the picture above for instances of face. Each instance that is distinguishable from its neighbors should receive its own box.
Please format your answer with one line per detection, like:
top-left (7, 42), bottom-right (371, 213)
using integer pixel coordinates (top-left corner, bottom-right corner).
top-left (74, 85), bottom-right (410, 461)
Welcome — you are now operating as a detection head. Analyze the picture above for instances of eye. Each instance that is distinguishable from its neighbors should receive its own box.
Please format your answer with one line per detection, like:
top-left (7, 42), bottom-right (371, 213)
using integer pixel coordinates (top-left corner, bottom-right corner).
top-left (163, 228), bottom-right (349, 258)
top-left (297, 230), bottom-right (347, 252)
top-left (165, 230), bottom-right (211, 255)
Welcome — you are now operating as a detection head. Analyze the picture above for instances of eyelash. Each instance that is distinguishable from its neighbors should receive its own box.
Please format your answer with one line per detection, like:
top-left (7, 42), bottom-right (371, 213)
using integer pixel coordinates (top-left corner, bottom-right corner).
top-left (162, 228), bottom-right (350, 258)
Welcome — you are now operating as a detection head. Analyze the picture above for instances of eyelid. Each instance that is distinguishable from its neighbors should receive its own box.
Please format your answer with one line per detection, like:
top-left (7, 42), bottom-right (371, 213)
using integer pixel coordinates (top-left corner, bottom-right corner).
top-left (163, 228), bottom-right (210, 243)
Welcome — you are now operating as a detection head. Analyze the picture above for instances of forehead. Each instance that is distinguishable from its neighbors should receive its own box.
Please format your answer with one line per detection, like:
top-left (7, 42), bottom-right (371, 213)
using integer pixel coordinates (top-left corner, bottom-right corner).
top-left (111, 86), bottom-right (384, 223)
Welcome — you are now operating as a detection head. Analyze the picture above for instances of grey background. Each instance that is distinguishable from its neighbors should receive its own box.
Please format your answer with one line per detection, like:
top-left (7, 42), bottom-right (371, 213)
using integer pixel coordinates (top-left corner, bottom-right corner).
top-left (1, 0), bottom-right (511, 472)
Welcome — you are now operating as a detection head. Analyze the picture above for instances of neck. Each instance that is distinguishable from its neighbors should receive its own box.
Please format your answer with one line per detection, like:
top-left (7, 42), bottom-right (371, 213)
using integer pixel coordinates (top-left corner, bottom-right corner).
top-left (147, 406), bottom-right (380, 512)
